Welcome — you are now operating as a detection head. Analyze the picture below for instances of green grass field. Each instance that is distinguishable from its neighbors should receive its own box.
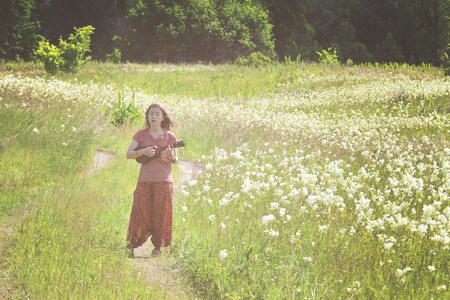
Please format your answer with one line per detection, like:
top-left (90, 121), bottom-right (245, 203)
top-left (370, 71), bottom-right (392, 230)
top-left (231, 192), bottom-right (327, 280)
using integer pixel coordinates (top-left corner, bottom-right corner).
top-left (1, 61), bottom-right (450, 299)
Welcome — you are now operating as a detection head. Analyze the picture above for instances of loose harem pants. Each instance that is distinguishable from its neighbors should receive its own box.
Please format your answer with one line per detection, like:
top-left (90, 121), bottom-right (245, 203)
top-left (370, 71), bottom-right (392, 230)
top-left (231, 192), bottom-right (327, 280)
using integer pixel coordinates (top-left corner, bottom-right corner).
top-left (126, 182), bottom-right (173, 249)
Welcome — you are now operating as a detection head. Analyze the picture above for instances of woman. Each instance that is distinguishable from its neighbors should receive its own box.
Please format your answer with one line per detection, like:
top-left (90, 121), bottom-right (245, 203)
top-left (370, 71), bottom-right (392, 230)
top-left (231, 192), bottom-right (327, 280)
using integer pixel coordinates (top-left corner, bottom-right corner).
top-left (126, 103), bottom-right (178, 258)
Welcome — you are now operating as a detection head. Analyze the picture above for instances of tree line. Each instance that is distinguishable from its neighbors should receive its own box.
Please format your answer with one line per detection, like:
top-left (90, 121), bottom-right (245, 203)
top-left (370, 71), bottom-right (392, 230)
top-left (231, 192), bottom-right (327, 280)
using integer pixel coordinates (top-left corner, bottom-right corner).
top-left (1, 0), bottom-right (450, 65)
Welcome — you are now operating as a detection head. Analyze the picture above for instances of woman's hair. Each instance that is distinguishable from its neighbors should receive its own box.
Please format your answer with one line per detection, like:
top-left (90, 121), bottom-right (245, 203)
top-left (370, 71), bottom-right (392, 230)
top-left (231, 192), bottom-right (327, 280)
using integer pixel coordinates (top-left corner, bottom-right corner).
top-left (144, 103), bottom-right (177, 130)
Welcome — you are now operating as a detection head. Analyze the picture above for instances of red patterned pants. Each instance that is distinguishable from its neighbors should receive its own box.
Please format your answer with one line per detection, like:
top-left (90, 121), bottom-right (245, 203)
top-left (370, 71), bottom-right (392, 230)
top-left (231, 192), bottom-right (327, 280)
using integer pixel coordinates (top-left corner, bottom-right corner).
top-left (126, 182), bottom-right (173, 249)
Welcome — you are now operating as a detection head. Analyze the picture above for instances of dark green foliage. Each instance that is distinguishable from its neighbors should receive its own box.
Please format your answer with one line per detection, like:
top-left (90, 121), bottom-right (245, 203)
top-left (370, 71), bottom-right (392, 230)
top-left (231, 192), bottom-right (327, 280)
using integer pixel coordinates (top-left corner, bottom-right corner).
top-left (394, 0), bottom-right (449, 65)
top-left (375, 32), bottom-right (405, 63)
top-left (260, 0), bottom-right (317, 61)
top-left (2, 0), bottom-right (450, 65)
top-left (442, 44), bottom-right (450, 76)
top-left (119, 0), bottom-right (275, 62)
top-left (306, 0), bottom-right (375, 63)
top-left (0, 0), bottom-right (41, 61)
top-left (34, 0), bottom-right (128, 60)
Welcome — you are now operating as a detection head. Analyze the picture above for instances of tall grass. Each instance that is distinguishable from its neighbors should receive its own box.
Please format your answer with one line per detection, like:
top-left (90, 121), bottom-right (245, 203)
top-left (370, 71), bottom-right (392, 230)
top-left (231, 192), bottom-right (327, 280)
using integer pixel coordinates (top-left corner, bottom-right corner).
top-left (6, 159), bottom-right (170, 299)
top-left (0, 73), bottom-right (173, 298)
top-left (2, 61), bottom-right (450, 299)
top-left (167, 66), bottom-right (450, 298)
top-left (55, 60), bottom-right (442, 99)
top-left (0, 82), bottom-right (98, 219)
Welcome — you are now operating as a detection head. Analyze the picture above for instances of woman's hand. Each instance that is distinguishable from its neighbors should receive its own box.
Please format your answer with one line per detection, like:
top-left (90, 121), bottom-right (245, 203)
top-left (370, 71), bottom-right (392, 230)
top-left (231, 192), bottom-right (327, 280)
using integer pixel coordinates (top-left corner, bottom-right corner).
top-left (142, 146), bottom-right (157, 157)
top-left (165, 145), bottom-right (174, 160)
top-left (166, 145), bottom-right (177, 163)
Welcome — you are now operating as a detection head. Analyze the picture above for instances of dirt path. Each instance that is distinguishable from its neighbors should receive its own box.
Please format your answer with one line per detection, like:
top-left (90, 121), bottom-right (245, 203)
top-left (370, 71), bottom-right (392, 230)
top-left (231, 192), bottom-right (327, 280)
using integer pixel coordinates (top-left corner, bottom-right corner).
top-left (130, 160), bottom-right (202, 299)
top-left (0, 152), bottom-right (201, 299)
top-left (90, 153), bottom-right (203, 298)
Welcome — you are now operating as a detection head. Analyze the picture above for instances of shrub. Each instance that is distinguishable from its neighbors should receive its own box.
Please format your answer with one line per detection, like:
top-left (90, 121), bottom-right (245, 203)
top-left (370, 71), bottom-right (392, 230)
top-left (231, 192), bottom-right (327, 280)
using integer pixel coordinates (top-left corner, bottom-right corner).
top-left (441, 44), bottom-right (450, 76)
top-left (248, 52), bottom-right (271, 67)
top-left (106, 48), bottom-right (121, 63)
top-left (235, 52), bottom-right (271, 67)
top-left (102, 90), bottom-right (140, 126)
top-left (34, 40), bottom-right (61, 75)
top-left (317, 47), bottom-right (339, 64)
top-left (6, 62), bottom-right (18, 71)
top-left (235, 56), bottom-right (249, 66)
top-left (34, 26), bottom-right (94, 75)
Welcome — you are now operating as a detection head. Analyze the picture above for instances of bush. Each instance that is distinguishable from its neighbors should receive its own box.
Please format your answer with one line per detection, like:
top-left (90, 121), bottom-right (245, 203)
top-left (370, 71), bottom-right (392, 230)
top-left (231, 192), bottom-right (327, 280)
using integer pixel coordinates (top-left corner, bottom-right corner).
top-left (106, 48), bottom-right (121, 63)
top-left (235, 56), bottom-right (249, 66)
top-left (249, 52), bottom-right (271, 67)
top-left (6, 62), bottom-right (18, 71)
top-left (442, 44), bottom-right (450, 76)
top-left (102, 90), bottom-right (140, 126)
top-left (34, 41), bottom-right (60, 74)
top-left (317, 47), bottom-right (339, 64)
top-left (34, 26), bottom-right (94, 75)
top-left (235, 52), bottom-right (271, 67)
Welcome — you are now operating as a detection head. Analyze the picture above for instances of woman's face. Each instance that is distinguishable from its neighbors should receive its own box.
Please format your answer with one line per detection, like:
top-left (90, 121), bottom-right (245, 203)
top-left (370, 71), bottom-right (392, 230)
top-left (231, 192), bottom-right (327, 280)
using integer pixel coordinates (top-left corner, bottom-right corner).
top-left (147, 107), bottom-right (165, 127)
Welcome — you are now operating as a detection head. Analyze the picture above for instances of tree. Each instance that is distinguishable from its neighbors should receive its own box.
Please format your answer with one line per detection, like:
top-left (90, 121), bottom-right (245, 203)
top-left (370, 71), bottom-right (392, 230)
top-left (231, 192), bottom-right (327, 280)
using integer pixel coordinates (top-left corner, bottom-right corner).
top-left (395, 0), bottom-right (450, 65)
top-left (0, 0), bottom-right (41, 61)
top-left (260, 0), bottom-right (317, 61)
top-left (375, 32), bottom-right (405, 63)
top-left (304, 0), bottom-right (374, 63)
top-left (119, 0), bottom-right (275, 63)
top-left (34, 0), bottom-right (127, 60)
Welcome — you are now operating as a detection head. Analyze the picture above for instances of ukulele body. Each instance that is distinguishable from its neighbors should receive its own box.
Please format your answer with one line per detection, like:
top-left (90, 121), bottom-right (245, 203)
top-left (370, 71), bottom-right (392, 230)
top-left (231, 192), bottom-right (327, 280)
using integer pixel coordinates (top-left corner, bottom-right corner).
top-left (135, 140), bottom-right (185, 164)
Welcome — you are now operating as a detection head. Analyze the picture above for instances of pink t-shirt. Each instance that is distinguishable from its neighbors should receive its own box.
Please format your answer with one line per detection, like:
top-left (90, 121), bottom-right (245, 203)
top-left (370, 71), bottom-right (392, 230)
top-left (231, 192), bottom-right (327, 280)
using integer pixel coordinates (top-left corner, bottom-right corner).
top-left (132, 129), bottom-right (177, 182)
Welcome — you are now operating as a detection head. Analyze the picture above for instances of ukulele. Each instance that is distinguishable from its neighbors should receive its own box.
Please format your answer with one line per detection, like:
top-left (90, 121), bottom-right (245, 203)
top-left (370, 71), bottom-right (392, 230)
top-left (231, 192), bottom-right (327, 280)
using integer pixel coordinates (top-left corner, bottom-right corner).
top-left (135, 140), bottom-right (185, 164)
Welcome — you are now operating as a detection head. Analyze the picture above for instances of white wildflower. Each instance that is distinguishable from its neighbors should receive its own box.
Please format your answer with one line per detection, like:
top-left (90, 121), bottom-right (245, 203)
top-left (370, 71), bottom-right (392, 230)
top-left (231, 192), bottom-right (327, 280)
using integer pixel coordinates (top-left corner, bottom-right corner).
top-left (220, 249), bottom-right (228, 261)
top-left (270, 202), bottom-right (280, 210)
top-left (437, 285), bottom-right (447, 292)
top-left (261, 214), bottom-right (276, 225)
top-left (302, 257), bottom-right (313, 263)
top-left (267, 229), bottom-right (279, 237)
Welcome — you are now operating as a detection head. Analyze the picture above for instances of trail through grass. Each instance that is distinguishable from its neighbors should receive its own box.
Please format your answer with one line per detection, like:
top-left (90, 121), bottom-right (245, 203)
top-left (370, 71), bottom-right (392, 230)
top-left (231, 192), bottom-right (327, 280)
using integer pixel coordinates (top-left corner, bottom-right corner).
top-left (2, 61), bottom-right (450, 298)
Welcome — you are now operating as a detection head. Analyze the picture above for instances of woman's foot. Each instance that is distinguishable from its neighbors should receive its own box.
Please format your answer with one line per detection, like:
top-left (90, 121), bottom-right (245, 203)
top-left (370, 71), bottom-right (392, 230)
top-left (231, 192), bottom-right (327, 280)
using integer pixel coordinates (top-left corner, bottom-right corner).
top-left (151, 247), bottom-right (161, 257)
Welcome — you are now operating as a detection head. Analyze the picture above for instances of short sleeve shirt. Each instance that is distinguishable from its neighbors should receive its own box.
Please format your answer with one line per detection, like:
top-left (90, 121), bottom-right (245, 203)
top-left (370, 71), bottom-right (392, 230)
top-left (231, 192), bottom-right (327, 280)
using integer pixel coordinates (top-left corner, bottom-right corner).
top-left (132, 129), bottom-right (177, 182)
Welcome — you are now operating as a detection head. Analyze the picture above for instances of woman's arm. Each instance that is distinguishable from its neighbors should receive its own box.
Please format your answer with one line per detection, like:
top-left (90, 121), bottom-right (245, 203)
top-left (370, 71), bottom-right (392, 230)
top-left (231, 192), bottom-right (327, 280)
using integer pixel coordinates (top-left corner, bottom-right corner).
top-left (165, 146), bottom-right (178, 163)
top-left (126, 139), bottom-right (155, 159)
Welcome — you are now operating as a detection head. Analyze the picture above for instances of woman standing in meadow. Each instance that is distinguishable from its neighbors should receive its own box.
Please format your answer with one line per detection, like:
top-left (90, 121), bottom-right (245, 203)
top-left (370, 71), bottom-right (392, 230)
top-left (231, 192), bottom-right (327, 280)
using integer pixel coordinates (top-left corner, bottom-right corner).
top-left (126, 103), bottom-right (178, 258)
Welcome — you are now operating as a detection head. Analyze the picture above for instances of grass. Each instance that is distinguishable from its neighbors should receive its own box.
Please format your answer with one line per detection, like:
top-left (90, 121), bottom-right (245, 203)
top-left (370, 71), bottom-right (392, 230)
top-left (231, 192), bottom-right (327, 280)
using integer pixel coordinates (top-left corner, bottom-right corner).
top-left (1, 60), bottom-right (450, 299)
top-left (0, 74), bottom-right (172, 298)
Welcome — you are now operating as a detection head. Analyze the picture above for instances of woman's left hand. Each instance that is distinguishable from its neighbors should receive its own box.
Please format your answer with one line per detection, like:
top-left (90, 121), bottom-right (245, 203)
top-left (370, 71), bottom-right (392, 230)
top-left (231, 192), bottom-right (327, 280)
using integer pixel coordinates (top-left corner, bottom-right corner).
top-left (166, 145), bottom-right (174, 160)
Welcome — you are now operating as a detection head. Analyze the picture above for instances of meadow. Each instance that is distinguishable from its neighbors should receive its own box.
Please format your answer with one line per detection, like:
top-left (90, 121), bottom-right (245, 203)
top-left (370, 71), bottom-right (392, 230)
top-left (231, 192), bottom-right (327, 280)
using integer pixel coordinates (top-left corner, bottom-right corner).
top-left (1, 61), bottom-right (450, 299)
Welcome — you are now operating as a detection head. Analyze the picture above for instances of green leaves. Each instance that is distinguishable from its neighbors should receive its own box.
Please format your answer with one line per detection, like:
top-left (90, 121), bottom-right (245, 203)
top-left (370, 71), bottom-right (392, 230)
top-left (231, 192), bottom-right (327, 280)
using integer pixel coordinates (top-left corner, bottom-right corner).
top-left (34, 26), bottom-right (95, 75)
top-left (120, 0), bottom-right (275, 62)
top-left (317, 47), bottom-right (339, 64)
top-left (0, 0), bottom-right (41, 61)
top-left (441, 44), bottom-right (450, 76)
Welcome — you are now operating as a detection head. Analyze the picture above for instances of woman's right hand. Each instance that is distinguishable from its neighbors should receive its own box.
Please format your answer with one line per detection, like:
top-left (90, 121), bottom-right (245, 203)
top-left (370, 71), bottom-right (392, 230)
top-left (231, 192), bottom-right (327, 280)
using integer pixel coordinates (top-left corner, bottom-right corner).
top-left (141, 146), bottom-right (156, 157)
